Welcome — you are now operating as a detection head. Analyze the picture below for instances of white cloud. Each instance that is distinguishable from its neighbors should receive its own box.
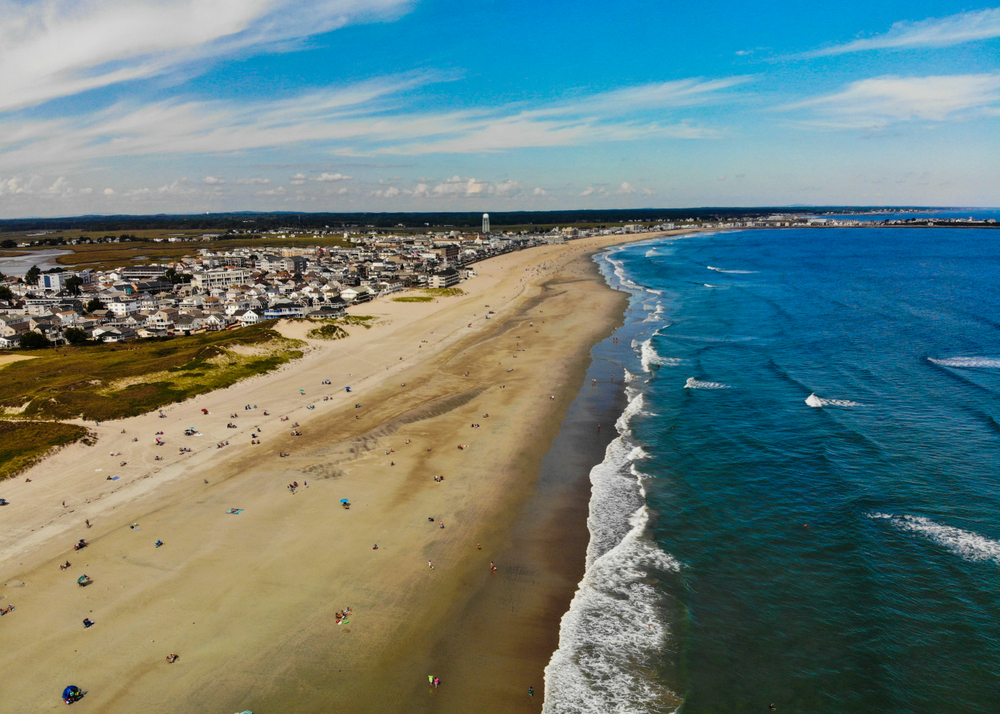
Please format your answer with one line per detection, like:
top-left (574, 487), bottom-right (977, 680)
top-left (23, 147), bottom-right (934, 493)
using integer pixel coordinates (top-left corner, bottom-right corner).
top-left (257, 186), bottom-right (286, 196)
top-left (0, 0), bottom-right (414, 113)
top-left (617, 182), bottom-right (637, 194)
top-left (494, 179), bottom-right (521, 196)
top-left (201, 175), bottom-right (225, 184)
top-left (103, 188), bottom-right (115, 195)
top-left (47, 176), bottom-right (70, 193)
top-left (159, 179), bottom-right (197, 195)
top-left (801, 8), bottom-right (1000, 58)
top-left (290, 173), bottom-right (308, 185)
top-left (79, 187), bottom-right (93, 195)
top-left (641, 187), bottom-right (654, 195)
top-left (786, 73), bottom-right (1000, 128)
top-left (235, 177), bottom-right (271, 185)
top-left (580, 186), bottom-right (595, 196)
top-left (533, 187), bottom-right (547, 196)
top-left (313, 172), bottom-right (352, 182)
top-left (0, 74), bottom-right (734, 174)
top-left (371, 186), bottom-right (400, 197)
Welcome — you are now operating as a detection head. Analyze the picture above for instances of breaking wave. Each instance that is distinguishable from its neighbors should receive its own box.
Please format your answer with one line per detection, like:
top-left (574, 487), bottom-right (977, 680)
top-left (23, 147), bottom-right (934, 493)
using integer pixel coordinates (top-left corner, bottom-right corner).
top-left (544, 387), bottom-right (680, 714)
top-left (684, 377), bottom-right (731, 390)
top-left (928, 357), bottom-right (1000, 369)
top-left (707, 266), bottom-right (756, 274)
top-left (869, 513), bottom-right (1000, 566)
top-left (805, 393), bottom-right (864, 408)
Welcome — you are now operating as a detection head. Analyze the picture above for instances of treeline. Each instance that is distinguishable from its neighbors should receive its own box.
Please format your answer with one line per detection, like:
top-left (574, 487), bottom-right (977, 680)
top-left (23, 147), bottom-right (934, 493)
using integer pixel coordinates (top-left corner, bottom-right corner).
top-left (0, 207), bottom-right (934, 233)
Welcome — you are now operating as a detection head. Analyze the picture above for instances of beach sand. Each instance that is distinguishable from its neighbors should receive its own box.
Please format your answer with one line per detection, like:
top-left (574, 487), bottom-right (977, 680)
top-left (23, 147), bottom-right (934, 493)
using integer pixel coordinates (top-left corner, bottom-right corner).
top-left (0, 232), bottom-right (663, 712)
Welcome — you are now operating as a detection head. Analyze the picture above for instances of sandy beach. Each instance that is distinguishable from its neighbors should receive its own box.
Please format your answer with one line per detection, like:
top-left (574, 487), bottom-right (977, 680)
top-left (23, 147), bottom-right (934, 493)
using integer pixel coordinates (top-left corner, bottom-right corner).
top-left (0, 232), bottom-right (665, 713)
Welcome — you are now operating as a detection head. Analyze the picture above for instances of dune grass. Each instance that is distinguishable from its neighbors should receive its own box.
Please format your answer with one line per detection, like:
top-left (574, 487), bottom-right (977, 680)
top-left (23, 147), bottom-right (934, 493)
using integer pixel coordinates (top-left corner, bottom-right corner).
top-left (306, 323), bottom-right (349, 340)
top-left (422, 287), bottom-right (465, 297)
top-left (0, 322), bottom-right (303, 422)
top-left (392, 296), bottom-right (435, 303)
top-left (0, 420), bottom-right (92, 482)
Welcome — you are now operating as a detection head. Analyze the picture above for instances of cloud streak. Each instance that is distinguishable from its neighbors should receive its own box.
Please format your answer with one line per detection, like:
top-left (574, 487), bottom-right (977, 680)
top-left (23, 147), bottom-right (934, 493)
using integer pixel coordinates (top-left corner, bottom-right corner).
top-left (784, 73), bottom-right (1000, 129)
top-left (0, 75), bottom-right (735, 173)
top-left (0, 0), bottom-right (414, 112)
top-left (799, 8), bottom-right (1000, 58)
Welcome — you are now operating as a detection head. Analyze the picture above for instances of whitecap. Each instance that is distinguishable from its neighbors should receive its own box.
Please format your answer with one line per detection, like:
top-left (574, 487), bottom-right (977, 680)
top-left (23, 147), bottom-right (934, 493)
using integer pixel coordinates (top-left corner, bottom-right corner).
top-left (805, 393), bottom-right (864, 408)
top-left (928, 356), bottom-right (1000, 369)
top-left (707, 266), bottom-right (756, 274)
top-left (870, 513), bottom-right (1000, 566)
top-left (684, 377), bottom-right (731, 389)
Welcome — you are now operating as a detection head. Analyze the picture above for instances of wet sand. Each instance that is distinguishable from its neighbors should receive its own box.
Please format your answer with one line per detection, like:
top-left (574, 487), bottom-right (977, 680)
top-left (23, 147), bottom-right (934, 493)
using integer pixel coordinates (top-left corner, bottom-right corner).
top-left (0, 232), bottom-right (665, 712)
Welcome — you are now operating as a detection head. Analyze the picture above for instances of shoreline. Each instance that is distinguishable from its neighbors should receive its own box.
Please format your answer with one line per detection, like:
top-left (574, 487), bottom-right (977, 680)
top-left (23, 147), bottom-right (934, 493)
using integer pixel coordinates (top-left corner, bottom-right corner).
top-left (0, 232), bottom-right (666, 712)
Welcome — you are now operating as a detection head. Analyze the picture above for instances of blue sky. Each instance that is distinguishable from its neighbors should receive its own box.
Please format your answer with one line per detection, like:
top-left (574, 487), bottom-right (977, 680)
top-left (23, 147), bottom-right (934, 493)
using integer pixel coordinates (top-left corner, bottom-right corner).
top-left (0, 0), bottom-right (997, 217)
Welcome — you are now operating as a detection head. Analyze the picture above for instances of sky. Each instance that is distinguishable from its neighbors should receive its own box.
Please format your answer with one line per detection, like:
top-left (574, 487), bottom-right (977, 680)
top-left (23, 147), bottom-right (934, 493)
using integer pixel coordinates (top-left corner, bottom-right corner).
top-left (0, 0), bottom-right (997, 217)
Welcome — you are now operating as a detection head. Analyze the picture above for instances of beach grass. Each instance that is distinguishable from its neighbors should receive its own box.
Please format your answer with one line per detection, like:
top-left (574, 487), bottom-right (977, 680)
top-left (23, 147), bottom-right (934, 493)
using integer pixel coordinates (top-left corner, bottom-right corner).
top-left (0, 420), bottom-right (92, 482)
top-left (392, 296), bottom-right (435, 303)
top-left (422, 287), bottom-right (465, 297)
top-left (0, 322), bottom-right (303, 421)
top-left (306, 323), bottom-right (349, 340)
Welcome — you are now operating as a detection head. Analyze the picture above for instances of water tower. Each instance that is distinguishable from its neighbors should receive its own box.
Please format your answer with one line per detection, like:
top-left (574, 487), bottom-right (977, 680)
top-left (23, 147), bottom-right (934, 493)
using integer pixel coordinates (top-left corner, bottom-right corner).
top-left (482, 213), bottom-right (490, 234)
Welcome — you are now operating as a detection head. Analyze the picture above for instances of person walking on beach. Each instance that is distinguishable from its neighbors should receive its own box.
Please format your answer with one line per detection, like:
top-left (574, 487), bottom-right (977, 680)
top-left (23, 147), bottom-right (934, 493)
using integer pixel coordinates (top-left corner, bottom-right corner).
top-left (528, 686), bottom-right (534, 697)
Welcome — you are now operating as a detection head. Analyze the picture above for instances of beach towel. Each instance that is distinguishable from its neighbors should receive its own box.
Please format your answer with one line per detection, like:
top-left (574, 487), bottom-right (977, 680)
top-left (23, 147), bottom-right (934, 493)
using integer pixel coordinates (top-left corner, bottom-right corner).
top-left (227, 509), bottom-right (243, 515)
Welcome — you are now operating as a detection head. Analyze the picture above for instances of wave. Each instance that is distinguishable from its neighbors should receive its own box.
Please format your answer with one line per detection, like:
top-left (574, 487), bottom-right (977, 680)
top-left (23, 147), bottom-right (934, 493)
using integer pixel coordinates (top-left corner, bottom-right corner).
top-left (684, 377), bottom-right (731, 390)
top-left (928, 356), bottom-right (1000, 369)
top-left (639, 339), bottom-right (681, 372)
top-left (869, 513), bottom-right (1000, 565)
top-left (644, 305), bottom-right (667, 323)
top-left (805, 393), bottom-right (864, 408)
top-left (544, 392), bottom-right (680, 714)
top-left (707, 266), bottom-right (756, 274)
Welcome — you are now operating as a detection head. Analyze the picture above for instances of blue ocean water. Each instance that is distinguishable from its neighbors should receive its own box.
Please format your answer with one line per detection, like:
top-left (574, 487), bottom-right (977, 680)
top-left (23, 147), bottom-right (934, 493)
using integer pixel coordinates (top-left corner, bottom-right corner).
top-left (544, 227), bottom-right (1000, 714)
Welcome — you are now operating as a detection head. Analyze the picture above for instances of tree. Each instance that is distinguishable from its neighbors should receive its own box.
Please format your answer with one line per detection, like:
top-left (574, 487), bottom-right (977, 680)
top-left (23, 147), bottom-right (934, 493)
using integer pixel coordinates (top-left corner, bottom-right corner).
top-left (64, 327), bottom-right (89, 345)
top-left (20, 331), bottom-right (51, 350)
top-left (86, 298), bottom-right (106, 313)
top-left (64, 276), bottom-right (83, 296)
top-left (0, 239), bottom-right (15, 249)
top-left (0, 286), bottom-right (13, 302)
top-left (25, 265), bottom-right (41, 285)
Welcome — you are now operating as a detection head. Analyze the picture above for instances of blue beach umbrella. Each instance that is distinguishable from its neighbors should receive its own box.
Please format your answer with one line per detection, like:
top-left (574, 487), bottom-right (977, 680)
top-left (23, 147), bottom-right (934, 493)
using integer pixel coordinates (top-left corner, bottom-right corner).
top-left (340, 499), bottom-right (350, 504)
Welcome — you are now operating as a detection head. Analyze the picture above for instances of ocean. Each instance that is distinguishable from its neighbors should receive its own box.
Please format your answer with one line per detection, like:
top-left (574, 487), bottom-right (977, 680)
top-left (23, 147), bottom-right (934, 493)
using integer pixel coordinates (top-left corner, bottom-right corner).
top-left (544, 226), bottom-right (1000, 713)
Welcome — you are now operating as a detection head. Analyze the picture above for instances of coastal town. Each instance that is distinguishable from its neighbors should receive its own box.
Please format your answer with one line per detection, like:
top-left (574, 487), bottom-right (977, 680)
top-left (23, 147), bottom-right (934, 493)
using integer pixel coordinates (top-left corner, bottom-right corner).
top-left (1, 211), bottom-right (994, 349)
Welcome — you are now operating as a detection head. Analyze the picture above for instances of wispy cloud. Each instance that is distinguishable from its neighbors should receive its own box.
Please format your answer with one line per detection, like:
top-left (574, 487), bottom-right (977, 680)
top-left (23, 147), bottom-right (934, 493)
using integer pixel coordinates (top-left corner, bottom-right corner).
top-left (0, 0), bottom-right (414, 112)
top-left (313, 172), bottom-right (352, 182)
top-left (783, 73), bottom-right (1000, 129)
top-left (0, 75), bottom-right (735, 173)
top-left (799, 8), bottom-right (1000, 58)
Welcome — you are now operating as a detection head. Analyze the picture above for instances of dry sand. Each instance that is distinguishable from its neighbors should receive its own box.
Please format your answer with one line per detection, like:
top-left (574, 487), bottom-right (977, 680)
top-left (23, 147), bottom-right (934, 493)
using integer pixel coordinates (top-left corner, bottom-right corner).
top-left (0, 232), bottom-right (667, 713)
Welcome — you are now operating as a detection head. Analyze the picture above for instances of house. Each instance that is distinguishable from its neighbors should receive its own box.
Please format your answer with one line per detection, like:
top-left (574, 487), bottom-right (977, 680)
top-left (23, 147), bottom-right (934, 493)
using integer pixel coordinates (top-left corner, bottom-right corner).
top-left (429, 268), bottom-right (461, 288)
top-left (237, 309), bottom-right (264, 327)
top-left (263, 302), bottom-right (305, 319)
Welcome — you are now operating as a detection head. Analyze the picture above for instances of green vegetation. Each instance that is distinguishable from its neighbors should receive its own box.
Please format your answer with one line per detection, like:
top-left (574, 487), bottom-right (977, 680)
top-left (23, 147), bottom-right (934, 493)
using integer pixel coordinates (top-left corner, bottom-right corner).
top-left (306, 323), bottom-right (348, 340)
top-left (0, 322), bottom-right (303, 422)
top-left (339, 315), bottom-right (376, 328)
top-left (19, 332), bottom-right (51, 350)
top-left (422, 287), bottom-right (465, 297)
top-left (392, 296), bottom-right (435, 303)
top-left (0, 420), bottom-right (92, 482)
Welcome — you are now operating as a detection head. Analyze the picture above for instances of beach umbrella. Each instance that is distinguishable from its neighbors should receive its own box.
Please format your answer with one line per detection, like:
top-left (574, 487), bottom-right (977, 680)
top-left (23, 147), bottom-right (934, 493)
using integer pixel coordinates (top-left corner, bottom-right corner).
top-left (77, 575), bottom-right (87, 584)
top-left (340, 499), bottom-right (350, 504)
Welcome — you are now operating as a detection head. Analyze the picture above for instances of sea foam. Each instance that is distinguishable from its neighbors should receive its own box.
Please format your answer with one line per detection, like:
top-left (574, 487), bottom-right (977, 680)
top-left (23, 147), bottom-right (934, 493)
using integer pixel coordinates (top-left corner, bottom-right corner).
top-left (684, 377), bottom-right (731, 389)
top-left (928, 357), bottom-right (1000, 369)
top-left (869, 513), bottom-right (1000, 566)
top-left (544, 389), bottom-right (680, 714)
top-left (707, 266), bottom-right (756, 274)
top-left (805, 393), bottom-right (864, 408)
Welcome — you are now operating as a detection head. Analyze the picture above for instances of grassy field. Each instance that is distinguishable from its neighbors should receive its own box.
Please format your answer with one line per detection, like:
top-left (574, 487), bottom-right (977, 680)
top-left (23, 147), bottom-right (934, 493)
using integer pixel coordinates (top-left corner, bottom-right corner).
top-left (0, 322), bottom-right (303, 422)
top-left (422, 287), bottom-right (465, 297)
top-left (1, 230), bottom-right (352, 271)
top-left (0, 420), bottom-right (92, 482)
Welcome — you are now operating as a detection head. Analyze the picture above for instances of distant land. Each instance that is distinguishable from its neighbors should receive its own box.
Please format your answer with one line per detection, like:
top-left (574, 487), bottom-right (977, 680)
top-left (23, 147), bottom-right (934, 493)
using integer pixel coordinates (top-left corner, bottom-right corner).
top-left (0, 206), bottom-right (956, 233)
